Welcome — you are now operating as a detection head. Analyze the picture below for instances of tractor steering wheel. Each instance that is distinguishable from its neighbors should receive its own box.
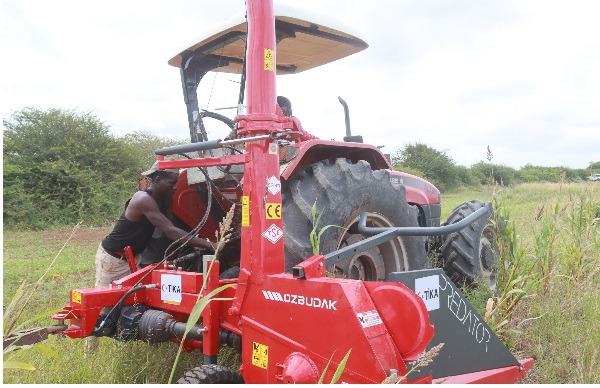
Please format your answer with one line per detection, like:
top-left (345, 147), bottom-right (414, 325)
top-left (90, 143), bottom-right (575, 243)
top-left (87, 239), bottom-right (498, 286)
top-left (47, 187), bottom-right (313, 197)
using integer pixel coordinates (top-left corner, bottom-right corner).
top-left (192, 110), bottom-right (236, 143)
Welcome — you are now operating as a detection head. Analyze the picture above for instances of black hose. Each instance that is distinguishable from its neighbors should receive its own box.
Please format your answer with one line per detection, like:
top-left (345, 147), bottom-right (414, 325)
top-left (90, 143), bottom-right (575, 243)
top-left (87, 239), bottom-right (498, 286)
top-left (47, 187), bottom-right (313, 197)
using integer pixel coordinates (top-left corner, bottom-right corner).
top-left (96, 168), bottom-right (216, 331)
top-left (96, 284), bottom-right (149, 332)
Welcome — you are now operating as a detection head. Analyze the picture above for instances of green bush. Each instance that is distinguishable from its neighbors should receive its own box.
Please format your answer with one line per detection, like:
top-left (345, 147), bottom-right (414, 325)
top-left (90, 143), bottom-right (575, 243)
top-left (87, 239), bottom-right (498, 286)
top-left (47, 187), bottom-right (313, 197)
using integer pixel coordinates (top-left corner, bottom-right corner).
top-left (120, 130), bottom-right (185, 173)
top-left (3, 108), bottom-right (138, 228)
top-left (517, 164), bottom-right (586, 183)
top-left (470, 161), bottom-right (518, 186)
top-left (392, 142), bottom-right (460, 190)
top-left (455, 165), bottom-right (479, 187)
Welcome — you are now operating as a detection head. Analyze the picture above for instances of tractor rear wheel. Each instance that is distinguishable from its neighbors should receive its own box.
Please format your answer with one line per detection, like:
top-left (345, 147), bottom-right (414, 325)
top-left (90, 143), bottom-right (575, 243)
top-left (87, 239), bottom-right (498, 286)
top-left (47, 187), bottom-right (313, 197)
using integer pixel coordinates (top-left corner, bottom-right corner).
top-left (177, 364), bottom-right (244, 384)
top-left (282, 159), bottom-right (430, 280)
top-left (439, 200), bottom-right (498, 290)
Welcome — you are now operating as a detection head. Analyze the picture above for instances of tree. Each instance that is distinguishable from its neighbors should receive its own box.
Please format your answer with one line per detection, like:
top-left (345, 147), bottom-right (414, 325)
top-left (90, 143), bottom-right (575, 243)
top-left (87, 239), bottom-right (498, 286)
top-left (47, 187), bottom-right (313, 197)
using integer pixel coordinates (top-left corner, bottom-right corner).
top-left (588, 161), bottom-right (600, 173)
top-left (120, 130), bottom-right (184, 173)
top-left (392, 142), bottom-right (460, 190)
top-left (470, 162), bottom-right (517, 186)
top-left (3, 107), bottom-right (138, 228)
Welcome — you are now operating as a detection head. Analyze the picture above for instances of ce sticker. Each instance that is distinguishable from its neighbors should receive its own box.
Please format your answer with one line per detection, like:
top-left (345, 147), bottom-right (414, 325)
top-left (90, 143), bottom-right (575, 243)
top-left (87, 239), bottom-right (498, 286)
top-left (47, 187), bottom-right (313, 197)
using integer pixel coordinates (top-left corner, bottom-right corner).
top-left (266, 203), bottom-right (281, 219)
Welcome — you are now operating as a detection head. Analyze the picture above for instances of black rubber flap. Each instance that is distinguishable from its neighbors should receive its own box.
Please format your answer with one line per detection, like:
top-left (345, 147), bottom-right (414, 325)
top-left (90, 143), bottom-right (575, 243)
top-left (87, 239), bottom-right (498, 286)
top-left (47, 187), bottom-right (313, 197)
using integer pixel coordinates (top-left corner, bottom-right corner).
top-left (389, 269), bottom-right (519, 379)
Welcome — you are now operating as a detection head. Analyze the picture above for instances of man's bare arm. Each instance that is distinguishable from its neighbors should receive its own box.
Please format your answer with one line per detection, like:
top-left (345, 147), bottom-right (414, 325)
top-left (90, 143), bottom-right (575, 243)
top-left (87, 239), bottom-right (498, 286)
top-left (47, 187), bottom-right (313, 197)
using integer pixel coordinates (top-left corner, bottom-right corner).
top-left (130, 193), bottom-right (214, 251)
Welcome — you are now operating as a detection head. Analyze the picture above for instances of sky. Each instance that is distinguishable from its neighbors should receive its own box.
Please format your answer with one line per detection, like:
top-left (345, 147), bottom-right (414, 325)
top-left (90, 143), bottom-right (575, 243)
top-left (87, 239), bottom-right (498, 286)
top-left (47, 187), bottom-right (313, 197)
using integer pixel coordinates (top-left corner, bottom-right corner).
top-left (4, 0), bottom-right (600, 169)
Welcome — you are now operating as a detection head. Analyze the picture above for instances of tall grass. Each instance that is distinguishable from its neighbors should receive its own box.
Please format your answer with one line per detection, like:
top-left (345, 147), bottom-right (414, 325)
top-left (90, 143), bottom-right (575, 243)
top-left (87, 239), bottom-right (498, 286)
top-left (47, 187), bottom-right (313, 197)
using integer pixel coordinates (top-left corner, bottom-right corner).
top-left (451, 182), bottom-right (599, 383)
top-left (515, 184), bottom-right (599, 383)
top-left (2, 225), bottom-right (240, 384)
top-left (3, 182), bottom-right (599, 383)
top-left (482, 194), bottom-right (538, 343)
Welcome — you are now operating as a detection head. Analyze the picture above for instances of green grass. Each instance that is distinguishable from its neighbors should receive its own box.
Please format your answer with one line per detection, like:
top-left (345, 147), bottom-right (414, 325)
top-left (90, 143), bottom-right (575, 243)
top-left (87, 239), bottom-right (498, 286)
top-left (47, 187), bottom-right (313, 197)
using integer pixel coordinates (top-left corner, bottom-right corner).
top-left (2, 225), bottom-right (241, 384)
top-left (441, 182), bottom-right (599, 384)
top-left (3, 182), bottom-right (599, 383)
top-left (3, 335), bottom-right (240, 384)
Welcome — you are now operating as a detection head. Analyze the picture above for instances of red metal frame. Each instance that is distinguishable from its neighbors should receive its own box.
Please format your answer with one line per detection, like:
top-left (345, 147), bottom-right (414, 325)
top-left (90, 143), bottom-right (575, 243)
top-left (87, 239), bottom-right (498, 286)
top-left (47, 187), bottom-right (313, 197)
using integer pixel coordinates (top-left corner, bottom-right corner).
top-left (49, 0), bottom-right (533, 384)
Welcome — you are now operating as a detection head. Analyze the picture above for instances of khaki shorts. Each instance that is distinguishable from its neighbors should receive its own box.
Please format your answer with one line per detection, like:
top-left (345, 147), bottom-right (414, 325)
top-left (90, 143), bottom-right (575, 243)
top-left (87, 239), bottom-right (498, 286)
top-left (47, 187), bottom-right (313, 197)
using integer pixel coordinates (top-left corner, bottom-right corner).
top-left (94, 244), bottom-right (142, 287)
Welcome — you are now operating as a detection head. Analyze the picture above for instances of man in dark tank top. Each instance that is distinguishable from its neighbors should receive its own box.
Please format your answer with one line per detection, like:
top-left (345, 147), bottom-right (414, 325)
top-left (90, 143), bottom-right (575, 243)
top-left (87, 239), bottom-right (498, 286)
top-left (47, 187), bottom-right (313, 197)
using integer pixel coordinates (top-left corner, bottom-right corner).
top-left (86, 161), bottom-right (214, 354)
top-left (95, 161), bottom-right (214, 286)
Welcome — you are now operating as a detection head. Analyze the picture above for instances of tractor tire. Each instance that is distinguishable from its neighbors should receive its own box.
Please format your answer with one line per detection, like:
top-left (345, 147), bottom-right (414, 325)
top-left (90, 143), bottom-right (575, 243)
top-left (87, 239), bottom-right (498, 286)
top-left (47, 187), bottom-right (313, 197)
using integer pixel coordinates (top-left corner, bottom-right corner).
top-left (177, 364), bottom-right (244, 384)
top-left (439, 200), bottom-right (498, 290)
top-left (282, 158), bottom-right (430, 280)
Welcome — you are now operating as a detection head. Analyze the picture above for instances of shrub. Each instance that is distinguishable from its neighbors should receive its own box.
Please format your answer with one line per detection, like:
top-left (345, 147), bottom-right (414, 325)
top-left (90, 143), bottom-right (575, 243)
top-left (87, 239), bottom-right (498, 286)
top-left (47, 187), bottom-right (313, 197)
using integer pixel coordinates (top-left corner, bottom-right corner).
top-left (471, 162), bottom-right (518, 186)
top-left (3, 107), bottom-right (137, 228)
top-left (392, 143), bottom-right (460, 190)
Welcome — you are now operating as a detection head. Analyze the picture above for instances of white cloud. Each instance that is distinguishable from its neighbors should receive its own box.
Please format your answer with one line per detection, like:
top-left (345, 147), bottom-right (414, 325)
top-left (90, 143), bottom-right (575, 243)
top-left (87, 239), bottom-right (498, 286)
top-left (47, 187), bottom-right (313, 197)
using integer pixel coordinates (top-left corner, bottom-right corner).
top-left (4, 0), bottom-right (599, 169)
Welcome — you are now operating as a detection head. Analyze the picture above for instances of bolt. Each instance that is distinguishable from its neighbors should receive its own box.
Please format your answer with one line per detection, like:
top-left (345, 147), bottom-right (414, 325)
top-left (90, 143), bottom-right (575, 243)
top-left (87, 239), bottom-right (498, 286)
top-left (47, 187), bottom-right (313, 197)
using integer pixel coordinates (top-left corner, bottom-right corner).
top-left (229, 307), bottom-right (239, 316)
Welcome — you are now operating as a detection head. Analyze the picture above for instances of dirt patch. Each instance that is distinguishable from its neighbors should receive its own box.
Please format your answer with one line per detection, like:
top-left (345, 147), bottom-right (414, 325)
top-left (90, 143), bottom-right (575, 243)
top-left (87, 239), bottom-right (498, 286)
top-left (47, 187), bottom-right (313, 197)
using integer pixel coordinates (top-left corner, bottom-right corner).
top-left (42, 227), bottom-right (111, 243)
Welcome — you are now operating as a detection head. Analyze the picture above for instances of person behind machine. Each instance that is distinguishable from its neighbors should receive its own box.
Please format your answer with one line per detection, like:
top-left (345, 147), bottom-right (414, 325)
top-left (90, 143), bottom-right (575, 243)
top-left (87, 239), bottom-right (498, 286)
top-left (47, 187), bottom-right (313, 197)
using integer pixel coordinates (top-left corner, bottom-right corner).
top-left (276, 95), bottom-right (318, 142)
top-left (86, 161), bottom-right (214, 354)
top-left (95, 161), bottom-right (214, 286)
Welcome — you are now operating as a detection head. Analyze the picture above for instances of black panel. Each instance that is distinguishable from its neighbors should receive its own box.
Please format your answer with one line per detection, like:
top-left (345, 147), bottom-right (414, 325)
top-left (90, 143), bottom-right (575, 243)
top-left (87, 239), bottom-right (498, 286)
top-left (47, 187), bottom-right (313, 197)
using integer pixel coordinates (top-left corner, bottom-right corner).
top-left (389, 269), bottom-right (519, 379)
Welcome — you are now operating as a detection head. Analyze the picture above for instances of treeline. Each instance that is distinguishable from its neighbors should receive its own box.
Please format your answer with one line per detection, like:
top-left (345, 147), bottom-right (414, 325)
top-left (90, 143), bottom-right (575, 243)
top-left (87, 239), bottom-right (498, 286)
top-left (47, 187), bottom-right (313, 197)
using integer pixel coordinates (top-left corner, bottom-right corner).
top-left (392, 143), bottom-right (598, 191)
top-left (3, 107), bottom-right (181, 229)
top-left (3, 108), bottom-right (598, 229)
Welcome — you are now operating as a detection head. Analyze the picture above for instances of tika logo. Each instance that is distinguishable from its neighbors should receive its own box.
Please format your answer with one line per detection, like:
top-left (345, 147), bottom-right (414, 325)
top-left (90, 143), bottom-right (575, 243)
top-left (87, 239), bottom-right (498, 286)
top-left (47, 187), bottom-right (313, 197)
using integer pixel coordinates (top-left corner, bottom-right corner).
top-left (161, 274), bottom-right (182, 305)
top-left (262, 290), bottom-right (337, 310)
top-left (161, 284), bottom-right (181, 293)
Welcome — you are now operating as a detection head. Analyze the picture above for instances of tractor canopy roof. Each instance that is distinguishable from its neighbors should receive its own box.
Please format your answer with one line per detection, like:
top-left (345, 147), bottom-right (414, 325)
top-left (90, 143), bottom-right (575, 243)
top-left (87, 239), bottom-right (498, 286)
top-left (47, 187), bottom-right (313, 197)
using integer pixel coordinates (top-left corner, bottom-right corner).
top-left (168, 4), bottom-right (368, 75)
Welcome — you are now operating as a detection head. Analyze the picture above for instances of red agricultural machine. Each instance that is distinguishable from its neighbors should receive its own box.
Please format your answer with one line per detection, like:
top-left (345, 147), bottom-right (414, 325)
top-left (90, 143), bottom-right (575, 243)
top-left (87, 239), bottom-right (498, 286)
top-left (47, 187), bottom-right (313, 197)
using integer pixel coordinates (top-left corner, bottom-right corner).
top-left (11, 0), bottom-right (534, 383)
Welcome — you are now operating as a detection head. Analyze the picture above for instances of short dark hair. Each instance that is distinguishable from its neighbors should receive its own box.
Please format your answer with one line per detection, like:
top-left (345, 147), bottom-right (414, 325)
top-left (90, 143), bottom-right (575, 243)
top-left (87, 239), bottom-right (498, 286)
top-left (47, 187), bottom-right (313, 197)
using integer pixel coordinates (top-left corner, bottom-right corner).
top-left (277, 96), bottom-right (292, 117)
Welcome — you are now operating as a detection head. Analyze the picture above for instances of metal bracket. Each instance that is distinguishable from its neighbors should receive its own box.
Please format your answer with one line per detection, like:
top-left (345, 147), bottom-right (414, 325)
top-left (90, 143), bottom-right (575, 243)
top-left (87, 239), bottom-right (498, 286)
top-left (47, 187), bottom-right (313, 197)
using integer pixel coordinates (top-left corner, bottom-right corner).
top-left (3, 325), bottom-right (68, 349)
top-left (324, 205), bottom-right (491, 268)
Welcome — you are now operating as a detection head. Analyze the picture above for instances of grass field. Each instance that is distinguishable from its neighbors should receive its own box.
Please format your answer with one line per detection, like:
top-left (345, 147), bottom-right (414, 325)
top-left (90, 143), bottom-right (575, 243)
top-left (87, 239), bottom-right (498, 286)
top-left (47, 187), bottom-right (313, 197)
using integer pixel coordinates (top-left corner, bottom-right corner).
top-left (3, 182), bottom-right (599, 383)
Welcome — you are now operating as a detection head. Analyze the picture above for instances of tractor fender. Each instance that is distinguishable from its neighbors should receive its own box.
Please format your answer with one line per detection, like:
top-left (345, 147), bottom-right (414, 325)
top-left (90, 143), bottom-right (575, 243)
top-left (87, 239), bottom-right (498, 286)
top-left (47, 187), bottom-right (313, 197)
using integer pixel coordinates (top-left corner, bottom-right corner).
top-left (279, 139), bottom-right (390, 181)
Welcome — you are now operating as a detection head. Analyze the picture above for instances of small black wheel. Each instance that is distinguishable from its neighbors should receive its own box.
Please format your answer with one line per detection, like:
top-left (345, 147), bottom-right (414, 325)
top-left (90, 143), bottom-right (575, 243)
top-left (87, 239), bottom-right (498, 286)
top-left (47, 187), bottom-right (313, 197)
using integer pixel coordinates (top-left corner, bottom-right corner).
top-left (177, 364), bottom-right (244, 384)
top-left (439, 200), bottom-right (498, 289)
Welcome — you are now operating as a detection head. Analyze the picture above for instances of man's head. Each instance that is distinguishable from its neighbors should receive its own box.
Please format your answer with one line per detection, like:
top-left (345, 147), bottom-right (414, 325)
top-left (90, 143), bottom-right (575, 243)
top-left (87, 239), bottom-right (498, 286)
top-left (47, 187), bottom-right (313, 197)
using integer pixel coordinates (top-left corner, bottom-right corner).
top-left (277, 96), bottom-right (292, 117)
top-left (142, 161), bottom-right (179, 196)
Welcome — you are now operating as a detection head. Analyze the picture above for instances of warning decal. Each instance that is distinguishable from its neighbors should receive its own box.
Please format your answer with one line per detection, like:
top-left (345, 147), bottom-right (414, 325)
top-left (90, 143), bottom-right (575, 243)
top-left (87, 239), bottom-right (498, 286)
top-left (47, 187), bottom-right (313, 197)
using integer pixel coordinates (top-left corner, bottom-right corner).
top-left (72, 291), bottom-right (82, 304)
top-left (269, 142), bottom-right (278, 155)
top-left (356, 310), bottom-right (383, 328)
top-left (262, 224), bottom-right (283, 244)
top-left (242, 196), bottom-right (250, 227)
top-left (264, 48), bottom-right (274, 71)
top-left (252, 342), bottom-right (268, 369)
top-left (266, 176), bottom-right (281, 195)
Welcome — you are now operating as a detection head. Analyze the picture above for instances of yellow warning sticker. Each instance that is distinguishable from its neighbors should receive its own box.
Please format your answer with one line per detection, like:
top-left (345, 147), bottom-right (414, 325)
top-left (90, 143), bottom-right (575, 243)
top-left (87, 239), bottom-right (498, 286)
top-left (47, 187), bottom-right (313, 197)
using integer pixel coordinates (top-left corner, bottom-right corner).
top-left (266, 203), bottom-right (281, 219)
top-left (72, 291), bottom-right (82, 304)
top-left (252, 342), bottom-right (268, 369)
top-left (242, 196), bottom-right (250, 227)
top-left (264, 48), bottom-right (274, 71)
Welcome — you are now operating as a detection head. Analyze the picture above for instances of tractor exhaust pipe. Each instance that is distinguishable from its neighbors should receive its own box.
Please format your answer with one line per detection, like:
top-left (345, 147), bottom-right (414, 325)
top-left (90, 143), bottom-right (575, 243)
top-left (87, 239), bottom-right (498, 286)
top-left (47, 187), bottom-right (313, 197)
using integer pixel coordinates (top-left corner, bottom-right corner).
top-left (339, 96), bottom-right (363, 143)
top-left (338, 96), bottom-right (351, 137)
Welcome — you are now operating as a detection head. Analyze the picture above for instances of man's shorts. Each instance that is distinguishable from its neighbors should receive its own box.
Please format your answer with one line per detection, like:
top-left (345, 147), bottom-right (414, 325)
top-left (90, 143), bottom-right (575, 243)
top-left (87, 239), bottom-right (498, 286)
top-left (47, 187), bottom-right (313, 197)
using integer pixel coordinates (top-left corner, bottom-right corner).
top-left (94, 243), bottom-right (142, 287)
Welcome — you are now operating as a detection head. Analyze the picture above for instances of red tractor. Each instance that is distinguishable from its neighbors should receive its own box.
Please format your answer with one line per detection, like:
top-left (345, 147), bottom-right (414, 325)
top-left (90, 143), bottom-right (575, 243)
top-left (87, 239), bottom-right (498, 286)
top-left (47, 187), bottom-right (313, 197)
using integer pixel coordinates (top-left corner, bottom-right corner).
top-left (35, 0), bottom-right (532, 383)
